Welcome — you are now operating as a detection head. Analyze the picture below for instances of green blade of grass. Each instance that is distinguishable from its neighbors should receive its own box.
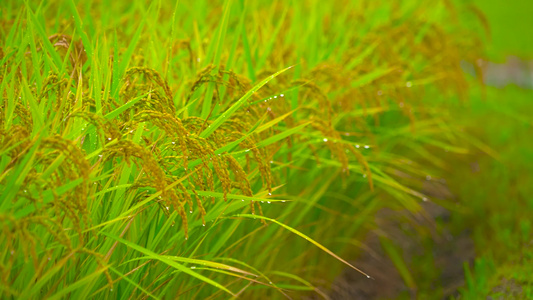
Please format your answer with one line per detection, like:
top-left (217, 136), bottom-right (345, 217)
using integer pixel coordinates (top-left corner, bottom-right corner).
top-left (104, 266), bottom-right (161, 300)
top-left (190, 190), bottom-right (287, 203)
top-left (103, 92), bottom-right (149, 120)
top-left (47, 268), bottom-right (107, 300)
top-left (18, 251), bottom-right (76, 300)
top-left (113, 19), bottom-right (146, 98)
top-left (199, 65), bottom-right (293, 138)
top-left (67, 0), bottom-right (94, 61)
top-left (351, 67), bottom-right (396, 88)
top-left (124, 256), bottom-right (257, 277)
top-left (379, 236), bottom-right (416, 289)
top-left (0, 137), bottom-right (41, 211)
top-left (255, 109), bottom-right (296, 134)
top-left (234, 214), bottom-right (372, 279)
top-left (14, 178), bottom-right (84, 218)
top-left (26, 5), bottom-right (62, 70)
top-left (22, 77), bottom-right (44, 131)
top-left (240, 8), bottom-right (256, 82)
top-left (256, 122), bottom-right (310, 148)
top-left (269, 270), bottom-right (329, 299)
top-left (200, 0), bottom-right (232, 119)
top-left (255, 7), bottom-right (288, 71)
top-left (101, 232), bottom-right (236, 297)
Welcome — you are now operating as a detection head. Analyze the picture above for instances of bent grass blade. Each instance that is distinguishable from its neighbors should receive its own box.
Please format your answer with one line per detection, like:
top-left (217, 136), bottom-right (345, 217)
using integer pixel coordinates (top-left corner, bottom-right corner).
top-left (200, 65), bottom-right (294, 138)
top-left (101, 232), bottom-right (237, 297)
top-left (234, 214), bottom-right (373, 279)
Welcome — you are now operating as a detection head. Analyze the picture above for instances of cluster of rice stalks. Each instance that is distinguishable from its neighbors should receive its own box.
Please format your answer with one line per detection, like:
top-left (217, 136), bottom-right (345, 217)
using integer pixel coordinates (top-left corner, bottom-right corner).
top-left (0, 0), bottom-right (487, 298)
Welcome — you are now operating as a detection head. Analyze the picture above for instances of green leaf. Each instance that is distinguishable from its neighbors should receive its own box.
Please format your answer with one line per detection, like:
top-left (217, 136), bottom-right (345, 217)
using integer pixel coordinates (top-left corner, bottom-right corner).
top-left (351, 67), bottom-right (396, 88)
top-left (200, 65), bottom-right (293, 138)
top-left (67, 0), bottom-right (94, 60)
top-left (101, 232), bottom-right (236, 297)
top-left (234, 214), bottom-right (372, 279)
top-left (256, 122), bottom-right (310, 148)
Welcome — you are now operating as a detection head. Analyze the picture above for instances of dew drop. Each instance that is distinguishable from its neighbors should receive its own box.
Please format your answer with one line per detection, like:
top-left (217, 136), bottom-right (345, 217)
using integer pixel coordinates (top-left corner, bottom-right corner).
top-left (422, 197), bottom-right (428, 202)
top-left (363, 174), bottom-right (367, 178)
top-left (377, 90), bottom-right (383, 96)
top-left (323, 138), bottom-right (328, 142)
top-left (268, 192), bottom-right (272, 196)
top-left (406, 81), bottom-right (413, 88)
top-left (189, 210), bottom-right (193, 213)
top-left (267, 201), bottom-right (271, 204)
top-left (107, 137), bottom-right (111, 141)
top-left (426, 175), bottom-right (431, 181)
top-left (191, 266), bottom-right (196, 269)
top-left (281, 200), bottom-right (286, 203)
top-left (202, 224), bottom-right (205, 226)
top-left (274, 96), bottom-right (277, 99)
top-left (364, 145), bottom-right (370, 149)
top-left (366, 275), bottom-right (371, 279)
top-left (261, 201), bottom-right (264, 203)
top-left (166, 206), bottom-right (169, 210)
top-left (355, 144), bottom-right (360, 148)
top-left (110, 289), bottom-right (113, 292)
top-left (48, 257), bottom-right (51, 260)
top-left (171, 141), bottom-right (175, 144)
top-left (280, 94), bottom-right (284, 97)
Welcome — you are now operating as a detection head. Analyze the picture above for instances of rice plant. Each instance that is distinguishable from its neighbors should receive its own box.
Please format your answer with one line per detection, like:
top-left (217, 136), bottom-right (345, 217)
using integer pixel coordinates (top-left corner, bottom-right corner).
top-left (0, 0), bottom-right (491, 298)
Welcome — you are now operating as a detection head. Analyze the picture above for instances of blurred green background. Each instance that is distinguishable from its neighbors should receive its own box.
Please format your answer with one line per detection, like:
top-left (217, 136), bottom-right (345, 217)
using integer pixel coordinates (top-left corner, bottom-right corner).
top-left (449, 0), bottom-right (533, 298)
top-left (475, 0), bottom-right (533, 59)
